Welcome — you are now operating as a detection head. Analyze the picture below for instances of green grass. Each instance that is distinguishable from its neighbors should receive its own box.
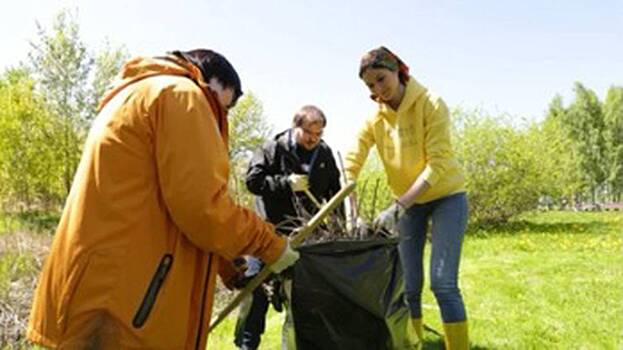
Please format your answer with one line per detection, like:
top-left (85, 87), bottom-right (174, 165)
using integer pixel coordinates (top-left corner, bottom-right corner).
top-left (460, 211), bottom-right (623, 349)
top-left (208, 211), bottom-right (623, 349)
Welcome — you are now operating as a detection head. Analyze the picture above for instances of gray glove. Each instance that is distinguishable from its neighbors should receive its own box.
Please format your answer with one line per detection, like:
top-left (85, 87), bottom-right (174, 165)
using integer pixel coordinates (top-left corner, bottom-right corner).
top-left (373, 200), bottom-right (406, 232)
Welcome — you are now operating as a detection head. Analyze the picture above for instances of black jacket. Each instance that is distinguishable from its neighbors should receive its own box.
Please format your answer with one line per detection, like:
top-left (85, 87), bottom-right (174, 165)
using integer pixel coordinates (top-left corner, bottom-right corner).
top-left (246, 129), bottom-right (342, 234)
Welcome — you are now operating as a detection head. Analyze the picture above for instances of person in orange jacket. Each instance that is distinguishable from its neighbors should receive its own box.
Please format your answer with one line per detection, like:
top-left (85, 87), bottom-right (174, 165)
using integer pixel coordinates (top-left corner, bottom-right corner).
top-left (27, 49), bottom-right (299, 350)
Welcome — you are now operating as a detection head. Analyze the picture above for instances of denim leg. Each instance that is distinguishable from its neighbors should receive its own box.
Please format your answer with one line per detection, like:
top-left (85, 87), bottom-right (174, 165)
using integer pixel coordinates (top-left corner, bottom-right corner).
top-left (397, 204), bottom-right (429, 318)
top-left (429, 193), bottom-right (468, 322)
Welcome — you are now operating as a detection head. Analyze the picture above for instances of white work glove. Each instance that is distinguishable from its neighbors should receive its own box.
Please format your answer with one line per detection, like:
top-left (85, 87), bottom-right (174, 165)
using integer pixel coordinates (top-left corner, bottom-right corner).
top-left (373, 200), bottom-right (406, 232)
top-left (269, 240), bottom-right (300, 274)
top-left (288, 174), bottom-right (309, 192)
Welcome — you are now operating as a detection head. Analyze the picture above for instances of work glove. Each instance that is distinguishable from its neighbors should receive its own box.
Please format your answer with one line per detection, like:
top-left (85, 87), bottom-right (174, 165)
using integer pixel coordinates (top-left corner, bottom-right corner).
top-left (373, 200), bottom-right (406, 233)
top-left (288, 174), bottom-right (309, 192)
top-left (269, 240), bottom-right (300, 274)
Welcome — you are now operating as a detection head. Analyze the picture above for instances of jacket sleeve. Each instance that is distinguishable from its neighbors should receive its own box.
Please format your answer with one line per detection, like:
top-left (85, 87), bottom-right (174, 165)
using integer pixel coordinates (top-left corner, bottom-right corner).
top-left (419, 97), bottom-right (453, 187)
top-left (216, 256), bottom-right (238, 290)
top-left (245, 142), bottom-right (293, 197)
top-left (344, 118), bottom-right (375, 182)
top-left (153, 82), bottom-right (285, 263)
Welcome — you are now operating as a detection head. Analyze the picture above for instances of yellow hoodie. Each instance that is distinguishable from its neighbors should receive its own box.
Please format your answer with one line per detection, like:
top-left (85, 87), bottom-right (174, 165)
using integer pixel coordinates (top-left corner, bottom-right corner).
top-left (27, 56), bottom-right (285, 349)
top-left (345, 77), bottom-right (465, 204)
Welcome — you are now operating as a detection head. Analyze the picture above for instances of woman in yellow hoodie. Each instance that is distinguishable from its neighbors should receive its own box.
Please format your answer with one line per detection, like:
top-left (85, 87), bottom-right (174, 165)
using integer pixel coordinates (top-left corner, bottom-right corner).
top-left (27, 49), bottom-right (298, 349)
top-left (345, 46), bottom-right (469, 349)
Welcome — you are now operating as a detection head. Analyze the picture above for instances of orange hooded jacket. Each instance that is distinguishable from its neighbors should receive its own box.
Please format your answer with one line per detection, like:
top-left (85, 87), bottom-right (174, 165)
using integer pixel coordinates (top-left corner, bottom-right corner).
top-left (27, 55), bottom-right (286, 349)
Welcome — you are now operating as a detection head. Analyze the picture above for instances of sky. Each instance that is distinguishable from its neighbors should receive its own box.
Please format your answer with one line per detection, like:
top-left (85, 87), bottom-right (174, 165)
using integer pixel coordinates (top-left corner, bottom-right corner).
top-left (1, 0), bottom-right (622, 153)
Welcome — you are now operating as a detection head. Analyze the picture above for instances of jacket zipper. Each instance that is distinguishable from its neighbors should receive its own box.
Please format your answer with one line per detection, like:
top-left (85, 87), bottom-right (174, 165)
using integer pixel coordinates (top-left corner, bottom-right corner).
top-left (132, 254), bottom-right (173, 328)
top-left (194, 254), bottom-right (212, 350)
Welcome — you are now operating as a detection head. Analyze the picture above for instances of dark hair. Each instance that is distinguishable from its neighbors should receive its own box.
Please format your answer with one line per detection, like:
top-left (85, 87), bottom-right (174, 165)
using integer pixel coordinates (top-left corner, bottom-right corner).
top-left (173, 49), bottom-right (243, 105)
top-left (292, 105), bottom-right (327, 127)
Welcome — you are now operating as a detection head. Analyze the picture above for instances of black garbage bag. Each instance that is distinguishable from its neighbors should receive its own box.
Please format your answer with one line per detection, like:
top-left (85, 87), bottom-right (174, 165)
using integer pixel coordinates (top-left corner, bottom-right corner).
top-left (286, 238), bottom-right (419, 350)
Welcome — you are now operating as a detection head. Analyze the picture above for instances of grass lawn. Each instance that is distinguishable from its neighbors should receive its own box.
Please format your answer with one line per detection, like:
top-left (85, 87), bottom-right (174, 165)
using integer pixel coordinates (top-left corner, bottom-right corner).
top-left (207, 211), bottom-right (623, 349)
top-left (1, 211), bottom-right (621, 349)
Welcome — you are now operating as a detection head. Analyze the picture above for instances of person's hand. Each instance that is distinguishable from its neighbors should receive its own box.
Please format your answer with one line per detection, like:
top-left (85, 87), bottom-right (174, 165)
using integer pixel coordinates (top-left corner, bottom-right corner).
top-left (288, 174), bottom-right (309, 192)
top-left (373, 200), bottom-right (406, 232)
top-left (230, 256), bottom-right (262, 289)
top-left (269, 240), bottom-right (300, 273)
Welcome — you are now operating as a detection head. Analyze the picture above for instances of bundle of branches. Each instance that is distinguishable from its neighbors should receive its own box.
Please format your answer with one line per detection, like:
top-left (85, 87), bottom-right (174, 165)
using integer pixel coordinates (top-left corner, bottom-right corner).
top-left (282, 178), bottom-right (395, 246)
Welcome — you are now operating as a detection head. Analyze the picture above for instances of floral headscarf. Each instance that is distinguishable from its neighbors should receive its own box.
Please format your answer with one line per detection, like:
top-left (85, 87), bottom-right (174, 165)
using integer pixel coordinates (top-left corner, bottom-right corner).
top-left (358, 46), bottom-right (410, 83)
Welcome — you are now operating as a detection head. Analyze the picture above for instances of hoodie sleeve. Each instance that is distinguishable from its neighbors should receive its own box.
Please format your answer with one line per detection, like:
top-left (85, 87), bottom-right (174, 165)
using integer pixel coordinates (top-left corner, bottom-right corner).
top-left (245, 141), bottom-right (293, 197)
top-left (344, 118), bottom-right (376, 182)
top-left (419, 97), bottom-right (453, 187)
top-left (153, 80), bottom-right (285, 263)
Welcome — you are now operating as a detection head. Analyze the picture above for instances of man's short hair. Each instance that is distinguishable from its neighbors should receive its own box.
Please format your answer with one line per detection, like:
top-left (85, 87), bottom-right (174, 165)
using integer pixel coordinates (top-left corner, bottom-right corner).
top-left (292, 105), bottom-right (327, 127)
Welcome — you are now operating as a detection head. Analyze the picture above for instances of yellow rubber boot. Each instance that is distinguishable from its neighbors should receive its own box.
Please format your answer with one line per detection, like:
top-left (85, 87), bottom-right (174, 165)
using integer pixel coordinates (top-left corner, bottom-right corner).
top-left (411, 318), bottom-right (423, 349)
top-left (443, 320), bottom-right (469, 350)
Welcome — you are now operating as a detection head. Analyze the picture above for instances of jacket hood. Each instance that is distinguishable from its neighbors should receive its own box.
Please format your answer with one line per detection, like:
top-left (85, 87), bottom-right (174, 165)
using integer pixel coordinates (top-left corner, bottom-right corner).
top-left (98, 54), bottom-right (229, 144)
top-left (99, 55), bottom-right (205, 110)
top-left (378, 76), bottom-right (428, 118)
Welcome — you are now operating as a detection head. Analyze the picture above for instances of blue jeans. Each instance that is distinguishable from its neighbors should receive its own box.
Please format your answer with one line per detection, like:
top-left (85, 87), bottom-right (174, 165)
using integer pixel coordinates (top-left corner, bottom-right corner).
top-left (397, 192), bottom-right (468, 323)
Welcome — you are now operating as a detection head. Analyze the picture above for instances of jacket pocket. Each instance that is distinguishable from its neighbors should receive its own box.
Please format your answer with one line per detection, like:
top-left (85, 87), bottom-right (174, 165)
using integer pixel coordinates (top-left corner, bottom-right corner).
top-left (132, 254), bottom-right (173, 328)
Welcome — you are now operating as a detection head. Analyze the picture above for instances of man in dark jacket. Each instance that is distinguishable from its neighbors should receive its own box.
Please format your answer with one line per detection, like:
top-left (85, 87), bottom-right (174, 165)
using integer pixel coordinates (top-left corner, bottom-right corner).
top-left (234, 105), bottom-right (342, 350)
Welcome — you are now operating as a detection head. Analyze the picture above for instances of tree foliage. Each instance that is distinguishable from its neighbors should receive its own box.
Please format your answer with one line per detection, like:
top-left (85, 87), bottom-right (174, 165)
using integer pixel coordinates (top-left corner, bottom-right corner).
top-left (562, 83), bottom-right (607, 202)
top-left (227, 92), bottom-right (273, 164)
top-left (27, 10), bottom-right (91, 195)
top-left (0, 69), bottom-right (61, 209)
top-left (544, 83), bottom-right (622, 204)
top-left (603, 86), bottom-right (623, 201)
top-left (88, 41), bottom-right (130, 117)
top-left (0, 9), bottom-right (126, 210)
top-left (226, 93), bottom-right (273, 206)
top-left (537, 103), bottom-right (583, 202)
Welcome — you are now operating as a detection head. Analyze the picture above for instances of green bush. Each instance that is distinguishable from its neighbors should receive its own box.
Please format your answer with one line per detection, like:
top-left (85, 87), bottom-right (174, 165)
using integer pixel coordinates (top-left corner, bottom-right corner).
top-left (454, 108), bottom-right (585, 225)
top-left (454, 110), bottom-right (545, 224)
